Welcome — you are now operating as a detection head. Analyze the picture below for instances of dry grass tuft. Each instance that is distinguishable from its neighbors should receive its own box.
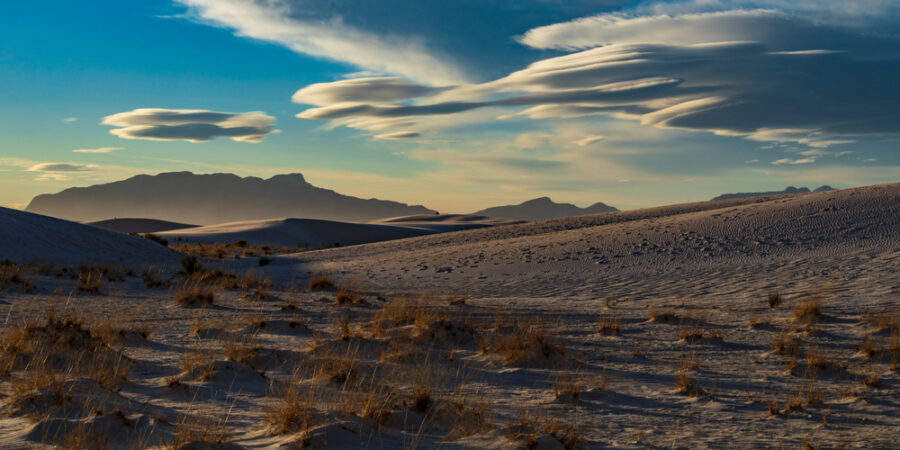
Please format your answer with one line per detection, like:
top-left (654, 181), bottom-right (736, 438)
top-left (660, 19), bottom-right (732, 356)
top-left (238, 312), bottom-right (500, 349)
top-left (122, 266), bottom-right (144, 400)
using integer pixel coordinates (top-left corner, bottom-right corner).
top-left (767, 291), bottom-right (782, 309)
top-left (264, 382), bottom-right (315, 435)
top-left (649, 307), bottom-right (677, 323)
top-left (772, 333), bottom-right (801, 357)
top-left (506, 411), bottom-right (584, 450)
top-left (174, 283), bottom-right (216, 307)
top-left (0, 261), bottom-right (34, 292)
top-left (793, 299), bottom-right (823, 324)
top-left (675, 370), bottom-right (700, 397)
top-left (488, 324), bottom-right (566, 366)
top-left (308, 274), bottom-right (335, 291)
top-left (596, 316), bottom-right (622, 336)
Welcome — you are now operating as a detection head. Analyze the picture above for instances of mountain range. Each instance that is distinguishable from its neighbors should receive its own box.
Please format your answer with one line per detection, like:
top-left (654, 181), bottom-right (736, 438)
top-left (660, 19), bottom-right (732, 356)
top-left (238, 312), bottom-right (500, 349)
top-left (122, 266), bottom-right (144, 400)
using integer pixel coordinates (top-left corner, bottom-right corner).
top-left (472, 196), bottom-right (618, 221)
top-left (711, 185), bottom-right (835, 201)
top-left (26, 172), bottom-right (435, 224)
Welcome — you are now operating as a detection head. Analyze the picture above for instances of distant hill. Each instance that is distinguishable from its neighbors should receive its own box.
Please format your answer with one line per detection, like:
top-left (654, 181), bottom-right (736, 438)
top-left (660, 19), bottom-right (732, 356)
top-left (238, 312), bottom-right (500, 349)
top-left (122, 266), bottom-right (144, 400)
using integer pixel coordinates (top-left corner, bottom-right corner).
top-left (472, 197), bottom-right (618, 221)
top-left (712, 185), bottom-right (835, 201)
top-left (25, 172), bottom-right (435, 224)
top-left (88, 218), bottom-right (199, 234)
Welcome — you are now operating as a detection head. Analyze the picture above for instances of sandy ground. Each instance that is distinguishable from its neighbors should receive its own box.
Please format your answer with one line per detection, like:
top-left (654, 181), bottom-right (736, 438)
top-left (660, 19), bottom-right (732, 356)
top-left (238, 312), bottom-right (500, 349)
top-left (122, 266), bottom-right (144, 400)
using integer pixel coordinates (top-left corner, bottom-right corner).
top-left (0, 183), bottom-right (898, 448)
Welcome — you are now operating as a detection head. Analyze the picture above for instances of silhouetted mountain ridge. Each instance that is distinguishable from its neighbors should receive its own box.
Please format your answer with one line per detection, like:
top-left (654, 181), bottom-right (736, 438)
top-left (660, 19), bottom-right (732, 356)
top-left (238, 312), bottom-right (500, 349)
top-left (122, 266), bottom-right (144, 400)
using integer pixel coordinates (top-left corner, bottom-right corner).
top-left (472, 197), bottom-right (618, 221)
top-left (26, 172), bottom-right (435, 224)
top-left (712, 185), bottom-right (835, 201)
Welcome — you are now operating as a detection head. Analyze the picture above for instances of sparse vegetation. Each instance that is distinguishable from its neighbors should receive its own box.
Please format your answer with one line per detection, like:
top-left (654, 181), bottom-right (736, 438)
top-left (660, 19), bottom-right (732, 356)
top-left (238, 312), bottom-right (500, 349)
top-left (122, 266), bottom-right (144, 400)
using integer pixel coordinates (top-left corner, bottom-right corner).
top-left (173, 282), bottom-right (216, 307)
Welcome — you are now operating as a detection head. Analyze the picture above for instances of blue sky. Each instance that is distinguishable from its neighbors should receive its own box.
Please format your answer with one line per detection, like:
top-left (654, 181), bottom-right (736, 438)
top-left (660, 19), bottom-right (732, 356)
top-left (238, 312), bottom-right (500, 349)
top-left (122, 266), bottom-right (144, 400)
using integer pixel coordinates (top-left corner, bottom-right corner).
top-left (1, 0), bottom-right (897, 212)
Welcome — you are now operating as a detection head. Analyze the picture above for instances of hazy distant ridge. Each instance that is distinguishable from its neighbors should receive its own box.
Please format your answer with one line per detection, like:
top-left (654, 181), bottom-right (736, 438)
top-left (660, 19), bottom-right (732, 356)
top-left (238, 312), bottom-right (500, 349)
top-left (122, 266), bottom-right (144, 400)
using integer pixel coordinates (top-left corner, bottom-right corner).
top-left (711, 185), bottom-right (834, 201)
top-left (472, 196), bottom-right (618, 221)
top-left (26, 172), bottom-right (435, 224)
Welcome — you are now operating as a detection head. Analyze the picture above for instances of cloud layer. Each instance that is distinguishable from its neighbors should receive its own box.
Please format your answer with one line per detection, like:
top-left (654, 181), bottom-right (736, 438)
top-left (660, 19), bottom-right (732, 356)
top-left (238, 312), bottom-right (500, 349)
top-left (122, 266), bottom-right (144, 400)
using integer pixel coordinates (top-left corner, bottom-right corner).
top-left (102, 108), bottom-right (276, 143)
top-left (72, 147), bottom-right (122, 153)
top-left (291, 9), bottom-right (900, 148)
top-left (175, 0), bottom-right (467, 84)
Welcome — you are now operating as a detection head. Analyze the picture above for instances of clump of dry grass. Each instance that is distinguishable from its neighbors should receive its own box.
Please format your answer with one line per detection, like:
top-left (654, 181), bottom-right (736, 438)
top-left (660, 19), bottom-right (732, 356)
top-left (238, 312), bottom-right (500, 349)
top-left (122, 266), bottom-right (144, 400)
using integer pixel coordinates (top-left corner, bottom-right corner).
top-left (678, 322), bottom-right (724, 343)
top-left (793, 299), bottom-right (823, 324)
top-left (767, 291), bottom-right (782, 309)
top-left (173, 283), bottom-right (216, 307)
top-left (76, 268), bottom-right (105, 294)
top-left (596, 316), bottom-right (622, 336)
top-left (0, 260), bottom-right (34, 292)
top-left (675, 370), bottom-right (700, 397)
top-left (264, 382), bottom-right (315, 435)
top-left (0, 312), bottom-right (133, 404)
top-left (506, 411), bottom-right (584, 449)
top-left (772, 333), bottom-right (801, 356)
top-left (308, 274), bottom-right (335, 290)
top-left (487, 324), bottom-right (566, 366)
top-left (172, 240), bottom-right (304, 260)
top-left (335, 286), bottom-right (365, 305)
top-left (649, 306), bottom-right (677, 323)
top-left (141, 264), bottom-right (169, 288)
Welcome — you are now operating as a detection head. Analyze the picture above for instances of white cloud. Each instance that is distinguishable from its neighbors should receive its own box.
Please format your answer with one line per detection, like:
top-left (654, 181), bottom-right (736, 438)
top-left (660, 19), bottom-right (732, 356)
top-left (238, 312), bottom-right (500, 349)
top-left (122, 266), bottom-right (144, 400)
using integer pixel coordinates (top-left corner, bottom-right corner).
top-left (175, 0), bottom-right (467, 85)
top-left (771, 157), bottom-right (816, 165)
top-left (27, 162), bottom-right (98, 172)
top-left (292, 12), bottom-right (900, 147)
top-left (62, 117), bottom-right (78, 124)
top-left (102, 108), bottom-right (276, 143)
top-left (72, 147), bottom-right (123, 154)
top-left (374, 131), bottom-right (420, 140)
top-left (292, 77), bottom-right (445, 105)
top-left (573, 135), bottom-right (606, 146)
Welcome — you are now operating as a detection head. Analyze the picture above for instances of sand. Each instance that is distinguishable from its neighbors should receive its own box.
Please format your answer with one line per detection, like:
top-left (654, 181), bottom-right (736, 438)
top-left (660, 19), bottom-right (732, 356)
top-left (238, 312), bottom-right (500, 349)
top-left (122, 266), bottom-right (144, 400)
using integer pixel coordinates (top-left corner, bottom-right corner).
top-left (0, 183), bottom-right (897, 448)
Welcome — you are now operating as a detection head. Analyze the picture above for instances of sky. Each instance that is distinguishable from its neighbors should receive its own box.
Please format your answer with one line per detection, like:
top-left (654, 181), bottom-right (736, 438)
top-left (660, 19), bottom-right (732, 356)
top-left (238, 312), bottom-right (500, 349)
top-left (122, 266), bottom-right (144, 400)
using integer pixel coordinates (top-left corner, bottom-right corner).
top-left (1, 0), bottom-right (898, 212)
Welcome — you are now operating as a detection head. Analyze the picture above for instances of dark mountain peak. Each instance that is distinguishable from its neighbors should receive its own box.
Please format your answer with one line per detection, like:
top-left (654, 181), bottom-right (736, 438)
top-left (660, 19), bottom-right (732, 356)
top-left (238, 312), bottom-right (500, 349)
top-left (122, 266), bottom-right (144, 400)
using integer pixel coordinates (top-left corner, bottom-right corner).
top-left (711, 185), bottom-right (826, 201)
top-left (473, 196), bottom-right (618, 221)
top-left (26, 172), bottom-right (434, 224)
top-left (814, 185), bottom-right (835, 192)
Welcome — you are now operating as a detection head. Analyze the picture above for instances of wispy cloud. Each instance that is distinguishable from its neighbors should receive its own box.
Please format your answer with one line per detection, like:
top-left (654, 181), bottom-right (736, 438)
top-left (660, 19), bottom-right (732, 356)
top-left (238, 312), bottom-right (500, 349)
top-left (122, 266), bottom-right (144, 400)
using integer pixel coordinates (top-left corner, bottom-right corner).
top-left (374, 131), bottom-right (420, 140)
top-left (27, 162), bottom-right (98, 172)
top-left (291, 9), bottom-right (900, 148)
top-left (174, 0), bottom-right (467, 85)
top-left (62, 117), bottom-right (78, 124)
top-left (102, 108), bottom-right (276, 143)
top-left (72, 147), bottom-right (123, 154)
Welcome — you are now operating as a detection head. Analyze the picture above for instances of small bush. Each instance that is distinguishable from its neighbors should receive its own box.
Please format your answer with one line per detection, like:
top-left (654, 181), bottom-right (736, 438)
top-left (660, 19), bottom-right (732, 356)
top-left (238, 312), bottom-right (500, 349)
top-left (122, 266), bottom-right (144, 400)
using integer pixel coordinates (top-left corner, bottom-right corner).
top-left (793, 299), bottom-right (823, 324)
top-left (174, 284), bottom-right (216, 307)
top-left (308, 274), bottom-right (335, 290)
top-left (597, 316), bottom-right (622, 336)
top-left (767, 291), bottom-right (782, 309)
top-left (180, 255), bottom-right (205, 276)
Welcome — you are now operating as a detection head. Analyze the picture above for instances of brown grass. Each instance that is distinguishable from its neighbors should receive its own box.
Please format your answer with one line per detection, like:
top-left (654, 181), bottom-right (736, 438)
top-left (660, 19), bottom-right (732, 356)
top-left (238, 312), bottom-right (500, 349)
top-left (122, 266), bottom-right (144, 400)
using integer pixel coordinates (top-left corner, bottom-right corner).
top-left (793, 299), bottom-right (823, 324)
top-left (649, 307), bottom-right (677, 323)
top-left (596, 316), bottom-right (622, 336)
top-left (767, 291), bottom-right (782, 309)
top-left (308, 274), bottom-right (335, 290)
top-left (174, 283), bottom-right (216, 307)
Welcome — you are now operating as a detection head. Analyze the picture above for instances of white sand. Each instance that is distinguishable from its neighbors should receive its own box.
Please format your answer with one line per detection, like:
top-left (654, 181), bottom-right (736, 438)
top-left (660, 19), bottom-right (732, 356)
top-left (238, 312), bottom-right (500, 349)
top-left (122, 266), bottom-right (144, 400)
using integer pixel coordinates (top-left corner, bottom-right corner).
top-left (0, 183), bottom-right (898, 448)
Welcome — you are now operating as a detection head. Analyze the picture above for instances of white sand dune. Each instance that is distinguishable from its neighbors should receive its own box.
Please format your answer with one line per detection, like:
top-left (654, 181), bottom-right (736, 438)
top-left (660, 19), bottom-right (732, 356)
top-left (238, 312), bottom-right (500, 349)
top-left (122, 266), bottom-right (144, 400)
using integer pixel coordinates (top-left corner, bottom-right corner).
top-left (87, 218), bottom-right (199, 234)
top-left (158, 215), bottom-right (518, 248)
top-left (276, 183), bottom-right (900, 300)
top-left (0, 207), bottom-right (180, 266)
top-left (1, 183), bottom-right (898, 448)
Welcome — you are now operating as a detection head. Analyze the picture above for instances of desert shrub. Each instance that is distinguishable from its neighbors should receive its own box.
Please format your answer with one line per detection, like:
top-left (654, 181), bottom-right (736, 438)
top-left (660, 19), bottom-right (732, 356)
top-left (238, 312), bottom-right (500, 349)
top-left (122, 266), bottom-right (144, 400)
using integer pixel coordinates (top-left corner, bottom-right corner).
top-left (131, 232), bottom-right (168, 247)
top-left (649, 307), bottom-right (677, 323)
top-left (0, 261), bottom-right (34, 292)
top-left (793, 299), bottom-right (823, 324)
top-left (258, 256), bottom-right (271, 267)
top-left (768, 291), bottom-right (782, 309)
top-left (596, 316), bottom-right (622, 336)
top-left (180, 255), bottom-right (205, 276)
top-left (141, 265), bottom-right (168, 288)
top-left (173, 283), bottom-right (216, 307)
top-left (76, 269), bottom-right (103, 294)
top-left (308, 274), bottom-right (335, 290)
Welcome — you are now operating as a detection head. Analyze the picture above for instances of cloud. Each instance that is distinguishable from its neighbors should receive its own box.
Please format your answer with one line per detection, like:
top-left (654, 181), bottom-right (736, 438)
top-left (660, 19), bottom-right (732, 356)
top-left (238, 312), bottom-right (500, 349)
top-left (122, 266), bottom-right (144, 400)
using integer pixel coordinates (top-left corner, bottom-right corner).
top-left (72, 147), bottom-right (122, 153)
top-left (102, 108), bottom-right (276, 143)
top-left (292, 10), bottom-right (900, 147)
top-left (27, 163), bottom-right (97, 172)
top-left (573, 135), bottom-right (606, 146)
top-left (293, 77), bottom-right (446, 105)
top-left (174, 0), bottom-right (467, 84)
top-left (62, 117), bottom-right (78, 124)
top-left (374, 131), bottom-right (420, 140)
top-left (771, 158), bottom-right (816, 165)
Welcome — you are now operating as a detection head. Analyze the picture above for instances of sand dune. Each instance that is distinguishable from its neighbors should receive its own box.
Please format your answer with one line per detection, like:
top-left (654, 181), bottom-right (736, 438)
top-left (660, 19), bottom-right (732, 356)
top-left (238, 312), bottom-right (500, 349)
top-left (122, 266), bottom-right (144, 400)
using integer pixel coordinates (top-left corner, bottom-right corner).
top-left (274, 183), bottom-right (900, 300)
top-left (158, 215), bottom-right (518, 249)
top-left (87, 218), bottom-right (199, 234)
top-left (1, 183), bottom-right (898, 448)
top-left (0, 207), bottom-right (180, 266)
